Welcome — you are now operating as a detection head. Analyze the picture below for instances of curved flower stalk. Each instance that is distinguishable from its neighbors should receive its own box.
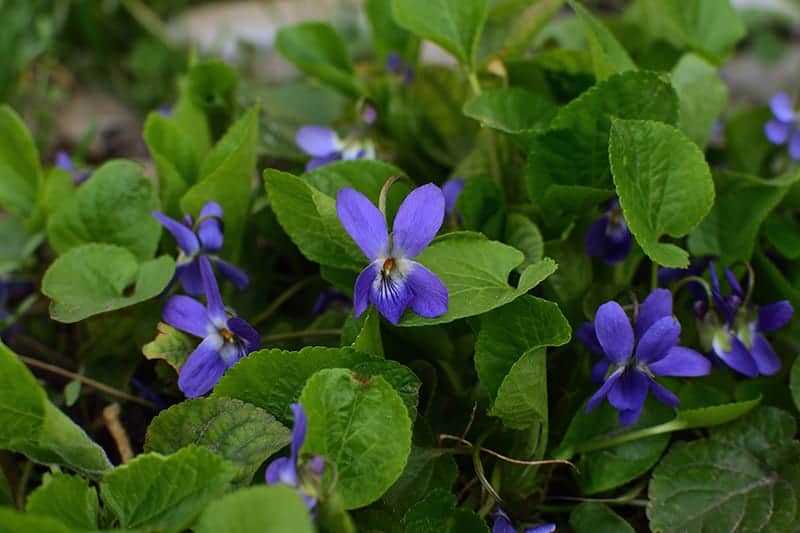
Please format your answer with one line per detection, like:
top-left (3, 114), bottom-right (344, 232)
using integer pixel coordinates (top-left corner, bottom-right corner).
top-left (161, 256), bottom-right (259, 397)
top-left (764, 92), bottom-right (800, 160)
top-left (265, 403), bottom-right (325, 513)
top-left (585, 196), bottom-right (633, 265)
top-left (492, 509), bottom-right (555, 533)
top-left (152, 201), bottom-right (249, 296)
top-left (336, 183), bottom-right (448, 324)
top-left (442, 178), bottom-right (465, 221)
top-left (578, 289), bottom-right (711, 426)
top-left (296, 125), bottom-right (376, 171)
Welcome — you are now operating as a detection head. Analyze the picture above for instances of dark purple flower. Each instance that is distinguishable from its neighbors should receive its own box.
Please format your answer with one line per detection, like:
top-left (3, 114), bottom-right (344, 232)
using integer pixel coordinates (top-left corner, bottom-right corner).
top-left (336, 184), bottom-right (448, 324)
top-left (158, 106), bottom-right (172, 117)
top-left (311, 288), bottom-right (351, 316)
top-left (152, 201), bottom-right (248, 296)
top-left (162, 256), bottom-right (259, 397)
top-left (705, 263), bottom-right (793, 377)
top-left (764, 93), bottom-right (800, 160)
top-left (585, 196), bottom-right (633, 265)
top-left (55, 150), bottom-right (91, 183)
top-left (492, 509), bottom-right (555, 533)
top-left (0, 277), bottom-right (33, 342)
top-left (295, 126), bottom-right (376, 171)
top-left (442, 178), bottom-right (466, 218)
top-left (386, 51), bottom-right (414, 84)
top-left (579, 289), bottom-right (711, 426)
top-left (265, 403), bottom-right (325, 512)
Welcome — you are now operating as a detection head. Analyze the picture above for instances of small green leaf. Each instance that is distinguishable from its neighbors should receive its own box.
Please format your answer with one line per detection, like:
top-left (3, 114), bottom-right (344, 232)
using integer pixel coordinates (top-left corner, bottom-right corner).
top-left (349, 307), bottom-right (384, 358)
top-left (186, 61), bottom-right (239, 140)
top-left (63, 380), bottom-right (81, 407)
top-left (670, 396), bottom-right (762, 429)
top-left (463, 88), bottom-right (557, 134)
top-left (670, 53), bottom-right (727, 148)
top-left (275, 22), bottom-right (365, 97)
top-left (567, 0), bottom-right (635, 80)
top-left (400, 489), bottom-right (489, 533)
top-left (609, 118), bottom-right (715, 267)
top-left (26, 473), bottom-right (99, 530)
top-left (489, 347), bottom-right (549, 430)
top-left (0, 105), bottom-right (42, 218)
top-left (504, 214), bottom-right (543, 273)
top-left (392, 0), bottom-right (489, 69)
top-left (144, 112), bottom-right (199, 215)
top-left (193, 485), bottom-right (315, 533)
top-left (300, 368), bottom-right (412, 509)
top-left (142, 321), bottom-right (197, 372)
top-left (42, 243), bottom-right (175, 323)
top-left (0, 215), bottom-right (42, 274)
top-left (365, 0), bottom-right (420, 60)
top-left (145, 397), bottom-right (291, 484)
top-left (570, 503), bottom-right (634, 533)
top-left (100, 445), bottom-right (236, 532)
top-left (46, 160), bottom-right (162, 260)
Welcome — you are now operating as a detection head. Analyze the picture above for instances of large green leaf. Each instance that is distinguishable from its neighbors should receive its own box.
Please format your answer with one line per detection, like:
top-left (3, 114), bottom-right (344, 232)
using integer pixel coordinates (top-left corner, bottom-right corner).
top-left (193, 485), bottom-right (315, 533)
top-left (275, 22), bottom-right (365, 97)
top-left (670, 53), bottom-right (727, 148)
top-left (46, 160), bottom-right (161, 259)
top-left (100, 445), bottom-right (236, 532)
top-left (26, 473), bottom-right (99, 530)
top-left (609, 118), bottom-right (714, 267)
top-left (570, 503), bottom-right (634, 533)
top-left (366, 0), bottom-right (420, 60)
top-left (144, 397), bottom-right (291, 484)
top-left (0, 509), bottom-right (72, 533)
top-left (400, 489), bottom-right (489, 533)
top-left (688, 170), bottom-right (800, 265)
top-left (567, 0), bottom-right (635, 80)
top-left (462, 88), bottom-right (557, 134)
top-left (0, 105), bottom-right (42, 218)
top-left (42, 243), bottom-right (175, 323)
top-left (300, 368), bottom-right (412, 509)
top-left (392, 0), bottom-right (488, 69)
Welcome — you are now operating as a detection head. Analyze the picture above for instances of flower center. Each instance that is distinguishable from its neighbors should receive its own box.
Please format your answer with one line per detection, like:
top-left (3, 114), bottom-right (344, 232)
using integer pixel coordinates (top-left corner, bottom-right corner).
top-left (220, 328), bottom-right (235, 343)
top-left (382, 257), bottom-right (395, 275)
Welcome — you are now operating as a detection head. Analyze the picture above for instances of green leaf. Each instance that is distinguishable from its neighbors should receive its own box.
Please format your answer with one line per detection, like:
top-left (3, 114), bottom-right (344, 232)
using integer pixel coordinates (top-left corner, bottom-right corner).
top-left (489, 347), bottom-right (550, 430)
top-left (194, 485), bottom-right (315, 533)
top-left (791, 356), bottom-right (800, 413)
top-left (764, 213), bottom-right (800, 260)
top-left (100, 445), bottom-right (236, 532)
top-left (29, 167), bottom-right (75, 232)
top-left (46, 160), bottom-right (161, 259)
top-left (567, 0), bottom-right (635, 80)
top-left (42, 243), bottom-right (175, 323)
top-left (400, 489), bottom-right (489, 533)
top-left (711, 406), bottom-right (797, 461)
top-left (392, 0), bottom-right (489, 69)
top-left (609, 118), bottom-right (715, 267)
top-left (0, 215), bottom-right (41, 275)
top-left (142, 321), bottom-right (196, 372)
top-left (144, 397), bottom-right (291, 485)
top-left (670, 53), bottom-right (727, 148)
top-left (349, 307), bottom-right (384, 358)
top-left (300, 368), bottom-right (412, 509)
top-left (186, 61), bottom-right (239, 140)
top-left (455, 176), bottom-right (505, 239)
top-left (144, 112), bottom-right (199, 215)
top-left (688, 170), bottom-right (800, 265)
top-left (480, 0), bottom-right (566, 60)
top-left (462, 88), bottom-right (557, 134)
top-left (275, 22), bottom-right (365, 97)
top-left (181, 105), bottom-right (259, 260)
top-left (366, 0), bottom-right (420, 60)
top-left (0, 509), bottom-right (72, 533)
top-left (26, 473), bottom-right (99, 530)
top-left (399, 234), bottom-right (558, 326)
top-left (504, 214), bottom-right (543, 273)
top-left (0, 105), bottom-right (42, 218)
top-left (570, 503), bottom-right (634, 533)
top-left (0, 467), bottom-right (10, 506)
top-left (351, 358), bottom-right (420, 422)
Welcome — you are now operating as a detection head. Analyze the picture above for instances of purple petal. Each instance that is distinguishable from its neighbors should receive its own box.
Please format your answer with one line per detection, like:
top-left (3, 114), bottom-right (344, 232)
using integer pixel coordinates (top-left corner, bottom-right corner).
top-left (296, 126), bottom-right (340, 157)
top-left (714, 334), bottom-right (758, 377)
top-left (212, 257), bottom-right (250, 290)
top-left (199, 256), bottom-right (226, 324)
top-left (724, 268), bottom-right (743, 297)
top-left (265, 457), bottom-right (298, 487)
top-left (770, 92), bottom-right (796, 122)
top-left (577, 322), bottom-right (604, 355)
top-left (648, 377), bottom-right (680, 407)
top-left (594, 301), bottom-right (634, 364)
top-left (227, 317), bottom-right (260, 353)
top-left (585, 217), bottom-right (609, 258)
top-left (370, 271), bottom-right (413, 325)
top-left (789, 130), bottom-right (800, 161)
top-left (491, 510), bottom-right (516, 533)
top-left (591, 359), bottom-right (610, 383)
top-left (178, 261), bottom-right (204, 296)
top-left (336, 188), bottom-right (389, 260)
top-left (392, 184), bottom-right (445, 259)
top-left (618, 406), bottom-right (644, 427)
top-left (289, 403), bottom-right (307, 461)
top-left (354, 262), bottom-right (379, 318)
top-left (765, 120), bottom-right (791, 145)
top-left (601, 223), bottom-right (633, 265)
top-left (162, 295), bottom-right (209, 338)
top-left (442, 178), bottom-right (466, 216)
top-left (55, 151), bottom-right (75, 172)
top-left (648, 346), bottom-right (711, 377)
top-left (197, 202), bottom-right (224, 252)
top-left (586, 369), bottom-right (623, 413)
top-left (758, 301), bottom-right (793, 332)
top-left (307, 456), bottom-right (325, 477)
top-left (635, 316), bottom-right (680, 364)
top-left (635, 288), bottom-right (673, 338)
top-left (525, 524), bottom-right (556, 533)
top-left (709, 263), bottom-right (734, 324)
top-left (750, 334), bottom-right (781, 375)
top-left (153, 211), bottom-right (200, 255)
top-left (406, 261), bottom-right (448, 318)
top-left (306, 153), bottom-right (341, 171)
top-left (362, 106), bottom-right (378, 125)
top-left (607, 369), bottom-right (648, 412)
top-left (178, 336), bottom-right (225, 398)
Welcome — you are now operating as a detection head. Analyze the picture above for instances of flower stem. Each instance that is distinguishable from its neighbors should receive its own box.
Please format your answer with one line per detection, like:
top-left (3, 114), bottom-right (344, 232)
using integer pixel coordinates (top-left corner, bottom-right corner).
top-left (468, 71), bottom-right (482, 95)
top-left (554, 418), bottom-right (685, 459)
top-left (379, 175), bottom-right (403, 217)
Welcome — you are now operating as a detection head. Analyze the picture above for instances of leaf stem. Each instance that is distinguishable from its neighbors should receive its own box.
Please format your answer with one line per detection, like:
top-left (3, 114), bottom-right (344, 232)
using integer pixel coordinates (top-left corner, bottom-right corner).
top-left (468, 71), bottom-right (482, 95)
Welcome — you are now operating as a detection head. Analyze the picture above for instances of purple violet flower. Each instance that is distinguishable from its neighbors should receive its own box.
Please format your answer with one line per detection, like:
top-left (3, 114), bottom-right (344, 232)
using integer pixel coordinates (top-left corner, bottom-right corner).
top-left (764, 93), bottom-right (800, 160)
top-left (336, 184), bottom-right (448, 324)
top-left (295, 125), bottom-right (376, 172)
top-left (265, 403), bottom-right (325, 512)
top-left (386, 51), bottom-right (414, 84)
top-left (492, 509), bottom-right (555, 533)
top-left (162, 256), bottom-right (259, 398)
top-left (55, 150), bottom-right (91, 183)
top-left (578, 289), bottom-right (711, 426)
top-left (585, 196), bottom-right (633, 265)
top-left (152, 201), bottom-right (249, 296)
top-left (705, 263), bottom-right (793, 377)
top-left (442, 178), bottom-right (466, 219)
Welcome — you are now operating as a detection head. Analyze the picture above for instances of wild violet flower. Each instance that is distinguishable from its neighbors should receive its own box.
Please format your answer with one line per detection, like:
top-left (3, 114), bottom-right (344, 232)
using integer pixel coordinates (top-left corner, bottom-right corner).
top-left (702, 264), bottom-right (793, 377)
top-left (295, 125), bottom-right (376, 172)
top-left (442, 178), bottom-right (465, 219)
top-left (764, 92), bottom-right (800, 160)
top-left (386, 51), bottom-right (414, 84)
top-left (585, 196), bottom-right (633, 265)
top-left (55, 150), bottom-right (91, 183)
top-left (162, 256), bottom-right (259, 398)
top-left (152, 201), bottom-right (249, 296)
top-left (336, 183), bottom-right (448, 324)
top-left (492, 509), bottom-right (555, 533)
top-left (578, 289), bottom-right (711, 426)
top-left (265, 403), bottom-right (325, 512)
